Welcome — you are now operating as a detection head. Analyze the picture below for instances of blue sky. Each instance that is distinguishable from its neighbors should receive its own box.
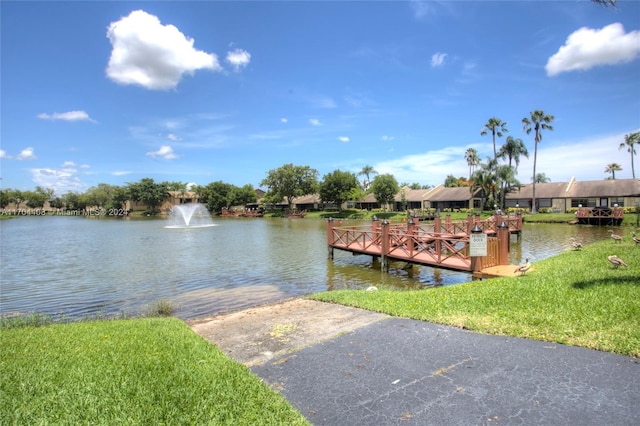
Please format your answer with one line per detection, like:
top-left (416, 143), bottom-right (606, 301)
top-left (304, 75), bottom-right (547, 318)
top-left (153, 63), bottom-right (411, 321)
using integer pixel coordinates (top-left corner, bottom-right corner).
top-left (1, 1), bottom-right (639, 195)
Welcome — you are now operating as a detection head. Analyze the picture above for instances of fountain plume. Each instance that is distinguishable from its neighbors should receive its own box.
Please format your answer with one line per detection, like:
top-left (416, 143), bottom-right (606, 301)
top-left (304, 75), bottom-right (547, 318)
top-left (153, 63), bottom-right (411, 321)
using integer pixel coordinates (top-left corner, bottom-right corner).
top-left (167, 204), bottom-right (216, 228)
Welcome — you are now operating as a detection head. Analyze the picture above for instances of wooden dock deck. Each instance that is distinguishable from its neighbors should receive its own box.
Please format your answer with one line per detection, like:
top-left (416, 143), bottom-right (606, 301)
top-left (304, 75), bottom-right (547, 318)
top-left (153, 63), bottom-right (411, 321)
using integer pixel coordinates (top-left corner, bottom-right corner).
top-left (327, 214), bottom-right (523, 275)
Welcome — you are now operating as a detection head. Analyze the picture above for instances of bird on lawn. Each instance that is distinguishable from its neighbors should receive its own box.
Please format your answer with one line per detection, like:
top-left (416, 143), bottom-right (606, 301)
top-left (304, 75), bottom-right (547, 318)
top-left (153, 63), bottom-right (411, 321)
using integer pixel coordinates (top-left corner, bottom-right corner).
top-left (631, 232), bottom-right (640, 246)
top-left (607, 255), bottom-right (628, 269)
top-left (514, 257), bottom-right (531, 276)
top-left (608, 230), bottom-right (623, 243)
top-left (569, 237), bottom-right (583, 250)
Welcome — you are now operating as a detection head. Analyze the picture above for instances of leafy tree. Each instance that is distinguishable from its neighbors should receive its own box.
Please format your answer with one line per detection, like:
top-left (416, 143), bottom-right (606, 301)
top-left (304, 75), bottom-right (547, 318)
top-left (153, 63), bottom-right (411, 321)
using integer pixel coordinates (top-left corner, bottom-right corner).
top-left (200, 181), bottom-right (234, 213)
top-left (498, 136), bottom-right (529, 172)
top-left (619, 131), bottom-right (639, 179)
top-left (535, 173), bottom-right (551, 183)
top-left (127, 178), bottom-right (168, 211)
top-left (234, 184), bottom-right (258, 207)
top-left (604, 163), bottom-right (622, 180)
top-left (357, 165), bottom-right (377, 191)
top-left (0, 189), bottom-right (11, 209)
top-left (319, 170), bottom-right (358, 211)
top-left (61, 192), bottom-right (90, 210)
top-left (522, 110), bottom-right (554, 214)
top-left (444, 175), bottom-right (466, 187)
top-left (8, 190), bottom-right (25, 210)
top-left (85, 183), bottom-right (119, 208)
top-left (260, 164), bottom-right (319, 210)
top-left (23, 190), bottom-right (48, 209)
top-left (464, 148), bottom-right (481, 180)
top-left (481, 117), bottom-right (508, 164)
top-left (370, 174), bottom-right (399, 211)
top-left (109, 186), bottom-right (129, 211)
top-left (348, 186), bottom-right (366, 209)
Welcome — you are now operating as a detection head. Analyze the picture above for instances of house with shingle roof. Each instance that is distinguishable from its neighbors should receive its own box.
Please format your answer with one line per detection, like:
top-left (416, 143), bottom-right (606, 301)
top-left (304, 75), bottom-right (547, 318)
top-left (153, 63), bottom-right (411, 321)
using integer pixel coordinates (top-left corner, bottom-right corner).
top-left (504, 178), bottom-right (640, 212)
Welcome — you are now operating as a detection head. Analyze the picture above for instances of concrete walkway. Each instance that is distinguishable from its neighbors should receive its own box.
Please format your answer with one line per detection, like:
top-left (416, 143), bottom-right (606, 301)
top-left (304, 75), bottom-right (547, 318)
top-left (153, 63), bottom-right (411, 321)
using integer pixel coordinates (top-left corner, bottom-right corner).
top-left (192, 300), bottom-right (640, 425)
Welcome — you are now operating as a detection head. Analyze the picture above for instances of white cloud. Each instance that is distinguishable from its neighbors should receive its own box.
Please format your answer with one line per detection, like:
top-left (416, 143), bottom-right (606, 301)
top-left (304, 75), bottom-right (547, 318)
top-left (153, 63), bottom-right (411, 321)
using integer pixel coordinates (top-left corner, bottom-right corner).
top-left (280, 118), bottom-right (288, 123)
top-left (366, 131), bottom-right (637, 188)
top-left (381, 135), bottom-right (395, 142)
top-left (37, 110), bottom-right (96, 122)
top-left (30, 162), bottom-right (87, 194)
top-left (167, 133), bottom-right (181, 141)
top-left (374, 146), bottom-right (470, 187)
top-left (226, 48), bottom-right (251, 71)
top-left (410, 0), bottom-right (436, 19)
top-left (146, 145), bottom-right (178, 160)
top-left (112, 171), bottom-right (133, 176)
top-left (17, 147), bottom-right (36, 160)
top-left (431, 52), bottom-right (447, 68)
top-left (106, 10), bottom-right (220, 90)
top-left (0, 149), bottom-right (11, 159)
top-left (517, 132), bottom-right (636, 182)
top-left (309, 118), bottom-right (322, 126)
top-left (338, 136), bottom-right (350, 143)
top-left (546, 23), bottom-right (640, 76)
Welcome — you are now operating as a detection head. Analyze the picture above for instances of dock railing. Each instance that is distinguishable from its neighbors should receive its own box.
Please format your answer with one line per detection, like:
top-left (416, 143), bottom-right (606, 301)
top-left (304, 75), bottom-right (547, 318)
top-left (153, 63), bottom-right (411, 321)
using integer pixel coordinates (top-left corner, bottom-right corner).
top-left (327, 214), bottom-right (516, 273)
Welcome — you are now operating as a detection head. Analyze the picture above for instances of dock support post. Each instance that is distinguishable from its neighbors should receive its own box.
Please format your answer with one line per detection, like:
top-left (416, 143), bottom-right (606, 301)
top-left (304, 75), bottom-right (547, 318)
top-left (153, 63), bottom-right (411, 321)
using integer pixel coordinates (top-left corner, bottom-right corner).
top-left (381, 219), bottom-right (390, 272)
top-left (406, 218), bottom-right (416, 254)
top-left (497, 220), bottom-right (510, 265)
top-left (326, 218), bottom-right (334, 260)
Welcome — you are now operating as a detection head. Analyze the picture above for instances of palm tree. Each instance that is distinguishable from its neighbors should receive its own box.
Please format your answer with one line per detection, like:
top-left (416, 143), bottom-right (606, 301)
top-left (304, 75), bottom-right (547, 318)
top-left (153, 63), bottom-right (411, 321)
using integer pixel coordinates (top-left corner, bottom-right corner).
top-left (496, 165), bottom-right (520, 210)
top-left (534, 173), bottom-right (551, 183)
top-left (604, 163), bottom-right (622, 180)
top-left (464, 148), bottom-right (481, 180)
top-left (481, 117), bottom-right (508, 164)
top-left (498, 136), bottom-right (529, 172)
top-left (619, 131), bottom-right (639, 179)
top-left (470, 163), bottom-right (497, 210)
top-left (522, 110), bottom-right (554, 214)
top-left (358, 165), bottom-right (377, 191)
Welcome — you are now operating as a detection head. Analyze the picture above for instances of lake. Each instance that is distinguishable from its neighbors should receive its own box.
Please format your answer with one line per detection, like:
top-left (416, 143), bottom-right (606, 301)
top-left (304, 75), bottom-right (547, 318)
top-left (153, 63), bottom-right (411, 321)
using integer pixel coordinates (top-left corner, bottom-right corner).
top-left (0, 215), bottom-right (613, 320)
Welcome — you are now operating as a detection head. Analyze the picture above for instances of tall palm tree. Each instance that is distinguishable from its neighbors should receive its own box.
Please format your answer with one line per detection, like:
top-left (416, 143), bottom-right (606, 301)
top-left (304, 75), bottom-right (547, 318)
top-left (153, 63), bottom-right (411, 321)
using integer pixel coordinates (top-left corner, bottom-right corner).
top-left (464, 148), bottom-right (481, 180)
top-left (619, 131), bottom-right (639, 179)
top-left (358, 165), bottom-right (377, 191)
top-left (522, 110), bottom-right (554, 214)
top-left (481, 117), bottom-right (508, 164)
top-left (498, 136), bottom-right (529, 172)
top-left (604, 163), bottom-right (622, 180)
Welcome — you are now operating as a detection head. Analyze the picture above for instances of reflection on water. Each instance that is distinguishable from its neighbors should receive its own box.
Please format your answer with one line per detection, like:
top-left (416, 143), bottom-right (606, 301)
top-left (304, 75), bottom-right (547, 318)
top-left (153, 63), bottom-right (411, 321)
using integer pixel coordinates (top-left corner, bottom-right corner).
top-left (0, 217), bottom-right (618, 320)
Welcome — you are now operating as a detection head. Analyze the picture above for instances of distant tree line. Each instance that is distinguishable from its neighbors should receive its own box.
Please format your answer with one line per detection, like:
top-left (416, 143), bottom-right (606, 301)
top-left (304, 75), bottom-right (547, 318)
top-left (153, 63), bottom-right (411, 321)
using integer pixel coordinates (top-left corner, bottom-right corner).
top-left (3, 127), bottom-right (636, 214)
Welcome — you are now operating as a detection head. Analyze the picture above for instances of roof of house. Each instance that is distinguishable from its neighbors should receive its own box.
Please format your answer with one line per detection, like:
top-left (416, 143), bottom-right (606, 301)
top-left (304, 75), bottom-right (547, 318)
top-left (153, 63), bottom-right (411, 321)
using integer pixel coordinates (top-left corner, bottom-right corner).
top-left (426, 185), bottom-right (482, 202)
top-left (393, 187), bottom-right (432, 202)
top-left (506, 179), bottom-right (640, 199)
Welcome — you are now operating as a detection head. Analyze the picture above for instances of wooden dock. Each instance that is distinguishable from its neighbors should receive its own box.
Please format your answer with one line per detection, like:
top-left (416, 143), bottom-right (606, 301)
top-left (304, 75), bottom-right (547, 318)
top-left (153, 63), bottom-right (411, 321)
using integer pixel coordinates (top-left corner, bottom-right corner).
top-left (574, 206), bottom-right (623, 226)
top-left (327, 214), bottom-right (523, 276)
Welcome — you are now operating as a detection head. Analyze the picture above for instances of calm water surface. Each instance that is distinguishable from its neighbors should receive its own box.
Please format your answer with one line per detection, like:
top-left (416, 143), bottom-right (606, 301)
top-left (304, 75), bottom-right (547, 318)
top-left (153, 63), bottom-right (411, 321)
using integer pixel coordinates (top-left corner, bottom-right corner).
top-left (0, 215), bottom-right (613, 320)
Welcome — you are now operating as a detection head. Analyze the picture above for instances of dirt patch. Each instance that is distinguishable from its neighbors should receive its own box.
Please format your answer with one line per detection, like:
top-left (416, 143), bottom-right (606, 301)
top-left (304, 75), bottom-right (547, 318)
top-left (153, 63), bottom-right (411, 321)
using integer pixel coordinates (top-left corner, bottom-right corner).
top-left (188, 298), bottom-right (389, 366)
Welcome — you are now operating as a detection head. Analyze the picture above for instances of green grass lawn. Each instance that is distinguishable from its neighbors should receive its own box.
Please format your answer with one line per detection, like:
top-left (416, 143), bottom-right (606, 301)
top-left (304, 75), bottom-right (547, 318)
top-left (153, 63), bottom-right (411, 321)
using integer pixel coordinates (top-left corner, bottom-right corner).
top-left (310, 238), bottom-right (640, 357)
top-left (0, 317), bottom-right (308, 425)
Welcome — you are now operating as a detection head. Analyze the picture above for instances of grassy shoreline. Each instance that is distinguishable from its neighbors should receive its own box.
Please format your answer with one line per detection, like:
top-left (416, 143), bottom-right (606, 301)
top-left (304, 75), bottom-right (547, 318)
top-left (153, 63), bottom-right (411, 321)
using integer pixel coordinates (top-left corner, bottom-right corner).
top-left (310, 238), bottom-right (639, 358)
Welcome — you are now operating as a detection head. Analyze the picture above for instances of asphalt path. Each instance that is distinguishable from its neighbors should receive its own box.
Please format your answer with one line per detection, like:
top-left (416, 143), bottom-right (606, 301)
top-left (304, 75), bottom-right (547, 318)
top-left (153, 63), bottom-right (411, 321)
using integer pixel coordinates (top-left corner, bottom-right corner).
top-left (252, 317), bottom-right (640, 426)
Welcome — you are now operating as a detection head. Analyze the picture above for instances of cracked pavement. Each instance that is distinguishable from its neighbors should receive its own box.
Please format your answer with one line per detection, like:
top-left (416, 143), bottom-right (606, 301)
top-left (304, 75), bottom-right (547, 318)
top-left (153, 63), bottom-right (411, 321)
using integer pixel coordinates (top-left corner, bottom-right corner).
top-left (251, 317), bottom-right (640, 425)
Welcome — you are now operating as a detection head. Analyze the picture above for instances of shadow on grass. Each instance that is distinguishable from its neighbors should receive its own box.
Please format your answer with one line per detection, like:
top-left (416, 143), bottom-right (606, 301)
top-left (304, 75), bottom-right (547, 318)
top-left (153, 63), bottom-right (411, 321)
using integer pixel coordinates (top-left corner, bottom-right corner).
top-left (573, 274), bottom-right (640, 289)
